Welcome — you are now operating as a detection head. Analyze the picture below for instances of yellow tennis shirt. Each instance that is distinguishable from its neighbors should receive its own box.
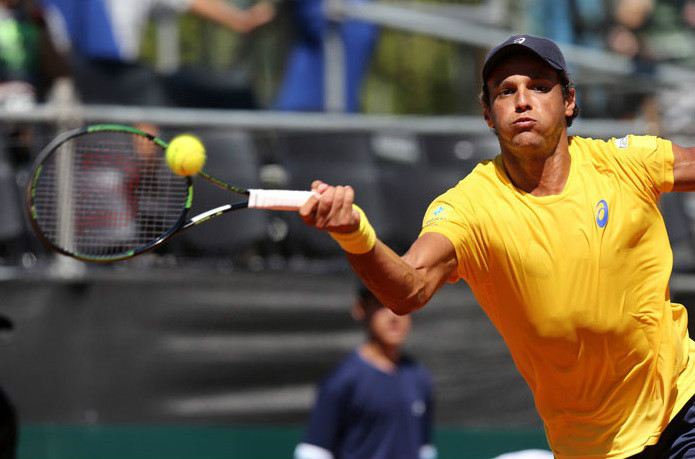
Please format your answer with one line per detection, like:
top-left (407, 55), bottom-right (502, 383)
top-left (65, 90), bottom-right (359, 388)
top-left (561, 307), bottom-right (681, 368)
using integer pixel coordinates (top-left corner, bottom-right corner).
top-left (420, 135), bottom-right (695, 459)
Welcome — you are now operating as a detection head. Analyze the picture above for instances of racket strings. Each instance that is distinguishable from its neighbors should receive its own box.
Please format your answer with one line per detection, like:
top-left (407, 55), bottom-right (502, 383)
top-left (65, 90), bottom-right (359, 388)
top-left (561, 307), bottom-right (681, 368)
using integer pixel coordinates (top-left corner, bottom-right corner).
top-left (32, 133), bottom-right (189, 258)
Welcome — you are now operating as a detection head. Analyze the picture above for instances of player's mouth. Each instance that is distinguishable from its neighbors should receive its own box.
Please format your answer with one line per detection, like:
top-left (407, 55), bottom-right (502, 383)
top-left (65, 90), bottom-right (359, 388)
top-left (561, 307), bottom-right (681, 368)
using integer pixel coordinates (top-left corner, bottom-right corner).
top-left (513, 117), bottom-right (537, 129)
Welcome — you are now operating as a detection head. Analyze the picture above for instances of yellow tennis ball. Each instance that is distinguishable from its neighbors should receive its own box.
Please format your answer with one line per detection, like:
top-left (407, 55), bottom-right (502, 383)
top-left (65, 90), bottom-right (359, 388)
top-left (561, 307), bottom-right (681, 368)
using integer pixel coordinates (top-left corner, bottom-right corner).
top-left (166, 134), bottom-right (206, 176)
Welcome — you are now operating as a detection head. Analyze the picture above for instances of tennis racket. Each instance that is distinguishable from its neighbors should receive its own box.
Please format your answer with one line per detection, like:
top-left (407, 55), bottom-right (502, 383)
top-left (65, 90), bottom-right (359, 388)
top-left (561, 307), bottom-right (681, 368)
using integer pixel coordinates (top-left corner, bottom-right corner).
top-left (26, 124), bottom-right (314, 262)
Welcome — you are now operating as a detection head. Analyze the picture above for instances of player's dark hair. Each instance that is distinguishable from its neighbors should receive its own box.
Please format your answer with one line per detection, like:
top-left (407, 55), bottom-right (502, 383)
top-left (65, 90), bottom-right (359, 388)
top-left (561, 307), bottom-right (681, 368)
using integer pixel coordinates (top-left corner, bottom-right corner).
top-left (357, 284), bottom-right (378, 303)
top-left (479, 70), bottom-right (579, 128)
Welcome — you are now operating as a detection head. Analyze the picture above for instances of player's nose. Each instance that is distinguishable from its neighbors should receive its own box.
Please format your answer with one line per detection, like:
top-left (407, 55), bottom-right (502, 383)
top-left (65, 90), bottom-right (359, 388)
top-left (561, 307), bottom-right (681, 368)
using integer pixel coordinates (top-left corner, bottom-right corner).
top-left (515, 87), bottom-right (532, 112)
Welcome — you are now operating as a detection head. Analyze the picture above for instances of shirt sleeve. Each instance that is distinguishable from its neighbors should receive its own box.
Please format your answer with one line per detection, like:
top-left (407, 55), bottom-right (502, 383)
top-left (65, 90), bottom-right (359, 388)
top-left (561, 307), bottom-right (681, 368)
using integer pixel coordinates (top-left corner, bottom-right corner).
top-left (418, 368), bottom-right (437, 459)
top-left (294, 443), bottom-right (334, 459)
top-left (301, 373), bottom-right (349, 454)
top-left (422, 369), bottom-right (435, 446)
top-left (419, 191), bottom-right (489, 285)
top-left (611, 135), bottom-right (674, 199)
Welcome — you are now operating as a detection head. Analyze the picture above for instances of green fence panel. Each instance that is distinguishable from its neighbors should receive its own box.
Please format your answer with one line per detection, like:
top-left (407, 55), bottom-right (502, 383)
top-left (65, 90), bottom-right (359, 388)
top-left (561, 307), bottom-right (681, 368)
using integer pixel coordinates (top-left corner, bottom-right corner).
top-left (19, 424), bottom-right (549, 459)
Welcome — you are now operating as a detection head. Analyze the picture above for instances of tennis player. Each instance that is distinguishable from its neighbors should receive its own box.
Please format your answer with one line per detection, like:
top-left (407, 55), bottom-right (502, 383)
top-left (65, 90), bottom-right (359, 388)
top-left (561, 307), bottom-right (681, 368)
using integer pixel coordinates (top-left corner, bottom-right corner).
top-left (294, 285), bottom-right (436, 459)
top-left (299, 34), bottom-right (695, 459)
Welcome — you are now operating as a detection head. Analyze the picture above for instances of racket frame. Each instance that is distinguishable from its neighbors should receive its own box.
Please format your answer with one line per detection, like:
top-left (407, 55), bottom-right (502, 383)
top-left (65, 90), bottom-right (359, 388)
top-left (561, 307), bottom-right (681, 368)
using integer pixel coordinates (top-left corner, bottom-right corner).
top-left (27, 124), bottom-right (313, 262)
top-left (27, 124), bottom-right (195, 262)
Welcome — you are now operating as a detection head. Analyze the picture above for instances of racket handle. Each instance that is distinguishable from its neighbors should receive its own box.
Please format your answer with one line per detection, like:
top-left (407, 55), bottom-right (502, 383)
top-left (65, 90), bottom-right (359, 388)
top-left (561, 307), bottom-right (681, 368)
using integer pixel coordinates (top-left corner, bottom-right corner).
top-left (247, 189), bottom-right (315, 210)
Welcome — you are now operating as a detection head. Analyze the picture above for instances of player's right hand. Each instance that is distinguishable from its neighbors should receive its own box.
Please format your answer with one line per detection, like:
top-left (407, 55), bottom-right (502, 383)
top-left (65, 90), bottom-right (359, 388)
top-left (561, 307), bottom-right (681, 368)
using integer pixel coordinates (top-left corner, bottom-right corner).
top-left (300, 180), bottom-right (361, 234)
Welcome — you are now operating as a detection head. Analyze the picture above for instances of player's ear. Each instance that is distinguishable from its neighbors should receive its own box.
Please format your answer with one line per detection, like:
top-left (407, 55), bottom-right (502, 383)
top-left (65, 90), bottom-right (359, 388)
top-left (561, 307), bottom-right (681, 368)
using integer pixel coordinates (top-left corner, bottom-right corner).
top-left (564, 87), bottom-right (576, 118)
top-left (352, 300), bottom-right (366, 322)
top-left (483, 107), bottom-right (494, 129)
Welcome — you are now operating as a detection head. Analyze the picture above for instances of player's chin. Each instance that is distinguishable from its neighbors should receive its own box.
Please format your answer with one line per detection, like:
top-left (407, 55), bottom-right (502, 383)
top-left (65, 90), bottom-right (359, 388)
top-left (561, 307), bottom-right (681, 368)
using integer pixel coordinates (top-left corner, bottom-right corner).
top-left (499, 127), bottom-right (536, 144)
top-left (510, 132), bottom-right (548, 150)
top-left (511, 127), bottom-right (542, 140)
top-left (382, 329), bottom-right (410, 346)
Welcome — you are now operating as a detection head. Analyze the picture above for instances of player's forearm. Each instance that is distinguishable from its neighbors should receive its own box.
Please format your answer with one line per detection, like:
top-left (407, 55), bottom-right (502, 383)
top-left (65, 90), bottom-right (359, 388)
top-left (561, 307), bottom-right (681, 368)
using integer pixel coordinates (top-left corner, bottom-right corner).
top-left (672, 144), bottom-right (695, 192)
top-left (346, 239), bottom-right (430, 316)
top-left (325, 205), bottom-right (433, 314)
top-left (301, 182), bottom-right (453, 314)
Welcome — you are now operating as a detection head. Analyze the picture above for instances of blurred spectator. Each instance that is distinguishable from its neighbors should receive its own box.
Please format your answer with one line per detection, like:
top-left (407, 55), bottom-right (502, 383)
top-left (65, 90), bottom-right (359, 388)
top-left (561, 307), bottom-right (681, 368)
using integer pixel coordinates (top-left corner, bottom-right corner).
top-left (294, 285), bottom-right (436, 459)
top-left (685, 0), bottom-right (695, 28)
top-left (520, 0), bottom-right (614, 119)
top-left (40, 0), bottom-right (274, 106)
top-left (651, 0), bottom-right (694, 134)
top-left (600, 0), bottom-right (657, 119)
top-left (521, 0), bottom-right (611, 47)
top-left (0, 0), bottom-right (67, 109)
top-left (0, 384), bottom-right (17, 459)
top-left (274, 0), bottom-right (378, 112)
top-left (0, 0), bottom-right (39, 110)
top-left (604, 0), bottom-right (695, 121)
top-left (607, 0), bottom-right (695, 66)
top-left (571, 0), bottom-right (614, 119)
top-left (606, 0), bottom-right (654, 62)
top-left (523, 0), bottom-right (575, 45)
top-left (656, 0), bottom-right (695, 136)
top-left (0, 0), bottom-right (68, 263)
top-left (571, 0), bottom-right (611, 49)
top-left (0, 0), bottom-right (68, 164)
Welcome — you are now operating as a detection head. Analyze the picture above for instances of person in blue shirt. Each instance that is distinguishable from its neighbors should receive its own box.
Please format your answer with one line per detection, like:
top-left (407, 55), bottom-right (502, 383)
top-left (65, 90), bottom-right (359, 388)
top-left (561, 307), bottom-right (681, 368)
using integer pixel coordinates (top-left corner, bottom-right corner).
top-left (294, 285), bottom-right (436, 459)
top-left (274, 0), bottom-right (378, 112)
top-left (39, 0), bottom-right (274, 105)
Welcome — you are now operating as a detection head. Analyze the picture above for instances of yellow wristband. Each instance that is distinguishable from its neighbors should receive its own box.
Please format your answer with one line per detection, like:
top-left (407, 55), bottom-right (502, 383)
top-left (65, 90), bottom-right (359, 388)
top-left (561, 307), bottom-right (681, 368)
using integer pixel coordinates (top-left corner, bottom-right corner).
top-left (329, 204), bottom-right (376, 254)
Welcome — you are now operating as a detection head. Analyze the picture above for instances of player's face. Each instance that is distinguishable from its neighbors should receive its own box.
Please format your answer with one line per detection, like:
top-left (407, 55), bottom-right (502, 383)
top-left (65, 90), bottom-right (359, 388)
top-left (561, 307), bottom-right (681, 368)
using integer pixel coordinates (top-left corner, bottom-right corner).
top-left (484, 54), bottom-right (575, 159)
top-left (362, 298), bottom-right (412, 348)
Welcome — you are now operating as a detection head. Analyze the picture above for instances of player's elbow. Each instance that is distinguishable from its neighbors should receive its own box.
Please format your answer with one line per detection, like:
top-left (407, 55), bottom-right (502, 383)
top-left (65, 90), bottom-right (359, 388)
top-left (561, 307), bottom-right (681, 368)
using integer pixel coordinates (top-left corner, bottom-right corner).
top-left (383, 301), bottom-right (414, 316)
top-left (382, 278), bottom-right (430, 315)
top-left (384, 296), bottom-right (425, 316)
top-left (389, 304), bottom-right (419, 316)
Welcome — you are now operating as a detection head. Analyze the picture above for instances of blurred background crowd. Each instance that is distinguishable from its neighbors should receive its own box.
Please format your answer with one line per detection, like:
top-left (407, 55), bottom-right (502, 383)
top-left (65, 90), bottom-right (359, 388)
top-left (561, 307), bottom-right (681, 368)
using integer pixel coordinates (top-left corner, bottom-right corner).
top-left (0, 0), bottom-right (691, 271)
top-left (0, 1), bottom-right (693, 459)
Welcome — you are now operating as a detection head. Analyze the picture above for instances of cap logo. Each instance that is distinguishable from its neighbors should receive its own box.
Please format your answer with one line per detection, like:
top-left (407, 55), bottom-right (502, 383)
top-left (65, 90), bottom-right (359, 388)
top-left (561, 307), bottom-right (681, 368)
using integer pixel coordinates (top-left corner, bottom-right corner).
top-left (513, 37), bottom-right (526, 44)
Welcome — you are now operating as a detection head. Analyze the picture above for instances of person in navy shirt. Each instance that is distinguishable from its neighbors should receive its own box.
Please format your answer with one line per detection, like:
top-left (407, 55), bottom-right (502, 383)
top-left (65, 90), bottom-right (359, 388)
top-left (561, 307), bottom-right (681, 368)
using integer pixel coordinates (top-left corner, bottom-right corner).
top-left (294, 286), bottom-right (436, 459)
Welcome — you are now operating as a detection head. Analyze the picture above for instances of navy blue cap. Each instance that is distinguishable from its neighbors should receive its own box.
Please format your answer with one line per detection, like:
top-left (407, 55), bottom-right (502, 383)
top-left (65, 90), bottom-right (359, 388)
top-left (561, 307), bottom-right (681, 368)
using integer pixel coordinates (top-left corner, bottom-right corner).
top-left (482, 35), bottom-right (568, 81)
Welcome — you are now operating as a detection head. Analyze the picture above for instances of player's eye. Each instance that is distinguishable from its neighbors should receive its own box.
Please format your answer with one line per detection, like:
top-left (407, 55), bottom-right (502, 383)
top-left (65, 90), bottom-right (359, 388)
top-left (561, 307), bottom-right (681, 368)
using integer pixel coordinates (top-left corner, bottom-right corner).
top-left (532, 82), bottom-right (552, 92)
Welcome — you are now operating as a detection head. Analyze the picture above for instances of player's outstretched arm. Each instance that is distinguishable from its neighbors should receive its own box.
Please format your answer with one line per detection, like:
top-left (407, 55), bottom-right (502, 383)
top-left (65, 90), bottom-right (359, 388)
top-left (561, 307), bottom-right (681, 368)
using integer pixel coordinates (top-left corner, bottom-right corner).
top-left (300, 181), bottom-right (458, 315)
top-left (348, 234), bottom-right (458, 315)
top-left (673, 143), bottom-right (695, 192)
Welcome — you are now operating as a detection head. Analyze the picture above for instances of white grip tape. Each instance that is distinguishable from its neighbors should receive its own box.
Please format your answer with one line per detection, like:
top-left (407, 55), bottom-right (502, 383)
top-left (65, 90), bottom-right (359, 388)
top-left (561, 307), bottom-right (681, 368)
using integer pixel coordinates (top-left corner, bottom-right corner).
top-left (247, 189), bottom-right (315, 210)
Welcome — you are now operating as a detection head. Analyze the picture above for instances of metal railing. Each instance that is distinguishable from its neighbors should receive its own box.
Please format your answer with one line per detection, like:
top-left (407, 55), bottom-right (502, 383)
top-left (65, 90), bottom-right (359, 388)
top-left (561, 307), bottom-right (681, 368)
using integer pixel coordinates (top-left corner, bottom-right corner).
top-left (0, 103), bottom-right (673, 139)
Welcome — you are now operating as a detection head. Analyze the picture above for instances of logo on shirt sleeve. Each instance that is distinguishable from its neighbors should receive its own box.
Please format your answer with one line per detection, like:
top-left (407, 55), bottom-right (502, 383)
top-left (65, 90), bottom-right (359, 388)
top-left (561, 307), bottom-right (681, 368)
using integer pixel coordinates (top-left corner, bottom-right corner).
top-left (614, 136), bottom-right (629, 149)
top-left (423, 203), bottom-right (453, 227)
top-left (411, 400), bottom-right (426, 416)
